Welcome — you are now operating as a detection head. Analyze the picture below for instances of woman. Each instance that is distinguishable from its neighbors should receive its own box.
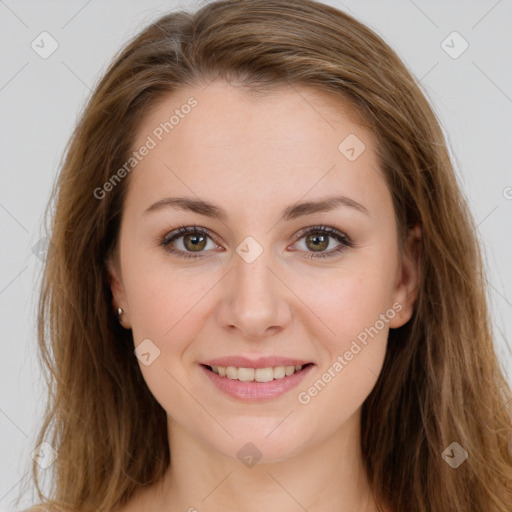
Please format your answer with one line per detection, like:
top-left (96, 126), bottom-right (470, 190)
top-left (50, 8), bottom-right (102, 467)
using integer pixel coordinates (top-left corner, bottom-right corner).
top-left (24, 0), bottom-right (512, 511)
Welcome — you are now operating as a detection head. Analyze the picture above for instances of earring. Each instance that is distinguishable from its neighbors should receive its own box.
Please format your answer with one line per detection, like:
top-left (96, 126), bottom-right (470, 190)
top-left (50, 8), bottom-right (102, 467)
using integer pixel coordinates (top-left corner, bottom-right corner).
top-left (117, 307), bottom-right (123, 319)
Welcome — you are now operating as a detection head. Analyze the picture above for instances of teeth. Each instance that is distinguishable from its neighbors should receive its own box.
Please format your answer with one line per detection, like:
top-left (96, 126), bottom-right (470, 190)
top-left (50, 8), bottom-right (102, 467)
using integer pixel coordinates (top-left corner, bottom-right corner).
top-left (255, 367), bottom-right (274, 382)
top-left (226, 366), bottom-right (238, 379)
top-left (238, 367), bottom-right (254, 381)
top-left (210, 364), bottom-right (305, 381)
top-left (273, 366), bottom-right (285, 379)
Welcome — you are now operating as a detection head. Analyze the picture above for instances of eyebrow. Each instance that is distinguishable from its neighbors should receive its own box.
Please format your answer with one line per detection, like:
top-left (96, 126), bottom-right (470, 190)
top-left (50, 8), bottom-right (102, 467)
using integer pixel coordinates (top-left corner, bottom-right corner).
top-left (143, 195), bottom-right (369, 221)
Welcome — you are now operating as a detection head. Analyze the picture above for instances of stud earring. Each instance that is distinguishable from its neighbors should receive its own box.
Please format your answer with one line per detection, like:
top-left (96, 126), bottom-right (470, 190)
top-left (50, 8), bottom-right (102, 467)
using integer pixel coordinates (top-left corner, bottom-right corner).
top-left (117, 307), bottom-right (123, 319)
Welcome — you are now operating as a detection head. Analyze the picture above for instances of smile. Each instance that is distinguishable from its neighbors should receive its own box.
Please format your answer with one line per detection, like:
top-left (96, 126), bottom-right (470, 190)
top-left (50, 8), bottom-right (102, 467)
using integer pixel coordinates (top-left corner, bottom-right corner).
top-left (200, 362), bottom-right (315, 401)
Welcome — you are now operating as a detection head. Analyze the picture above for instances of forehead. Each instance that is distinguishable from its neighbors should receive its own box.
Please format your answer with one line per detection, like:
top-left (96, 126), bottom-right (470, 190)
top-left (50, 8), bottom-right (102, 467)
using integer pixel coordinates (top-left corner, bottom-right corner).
top-left (134, 79), bottom-right (373, 152)
top-left (126, 80), bottom-right (385, 216)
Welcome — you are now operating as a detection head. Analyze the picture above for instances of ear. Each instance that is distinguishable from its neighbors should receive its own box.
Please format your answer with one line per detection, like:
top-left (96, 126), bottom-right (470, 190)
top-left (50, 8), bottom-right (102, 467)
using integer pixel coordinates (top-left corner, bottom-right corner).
top-left (389, 224), bottom-right (422, 328)
top-left (106, 250), bottom-right (131, 329)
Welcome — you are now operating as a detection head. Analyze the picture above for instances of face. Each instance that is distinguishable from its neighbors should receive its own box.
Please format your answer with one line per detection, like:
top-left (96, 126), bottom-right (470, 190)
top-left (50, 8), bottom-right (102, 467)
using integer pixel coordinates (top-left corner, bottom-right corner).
top-left (108, 80), bottom-right (418, 463)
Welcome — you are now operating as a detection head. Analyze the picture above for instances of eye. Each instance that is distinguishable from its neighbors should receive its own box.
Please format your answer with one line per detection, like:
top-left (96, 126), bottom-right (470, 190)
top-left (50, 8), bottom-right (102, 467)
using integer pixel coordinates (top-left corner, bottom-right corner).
top-left (160, 226), bottom-right (221, 259)
top-left (291, 225), bottom-right (353, 259)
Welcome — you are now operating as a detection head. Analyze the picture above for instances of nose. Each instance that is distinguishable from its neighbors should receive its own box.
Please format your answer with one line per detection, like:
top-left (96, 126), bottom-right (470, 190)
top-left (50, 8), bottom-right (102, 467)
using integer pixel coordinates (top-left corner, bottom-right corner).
top-left (215, 245), bottom-right (292, 340)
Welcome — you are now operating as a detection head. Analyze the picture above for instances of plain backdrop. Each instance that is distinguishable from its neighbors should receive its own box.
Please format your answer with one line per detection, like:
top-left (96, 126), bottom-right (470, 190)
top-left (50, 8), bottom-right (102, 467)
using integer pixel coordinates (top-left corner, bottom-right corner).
top-left (1, 0), bottom-right (511, 509)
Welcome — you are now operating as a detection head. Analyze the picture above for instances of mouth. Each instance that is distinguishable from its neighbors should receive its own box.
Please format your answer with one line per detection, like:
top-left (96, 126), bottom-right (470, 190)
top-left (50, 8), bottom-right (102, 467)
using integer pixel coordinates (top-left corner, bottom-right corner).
top-left (201, 363), bottom-right (314, 382)
top-left (199, 355), bottom-right (316, 402)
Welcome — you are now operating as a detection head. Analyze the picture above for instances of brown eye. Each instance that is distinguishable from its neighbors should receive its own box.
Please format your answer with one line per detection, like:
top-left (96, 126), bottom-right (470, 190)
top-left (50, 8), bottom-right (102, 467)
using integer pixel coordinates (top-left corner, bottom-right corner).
top-left (305, 233), bottom-right (329, 252)
top-left (293, 225), bottom-right (353, 260)
top-left (160, 226), bottom-right (219, 259)
top-left (183, 233), bottom-right (207, 252)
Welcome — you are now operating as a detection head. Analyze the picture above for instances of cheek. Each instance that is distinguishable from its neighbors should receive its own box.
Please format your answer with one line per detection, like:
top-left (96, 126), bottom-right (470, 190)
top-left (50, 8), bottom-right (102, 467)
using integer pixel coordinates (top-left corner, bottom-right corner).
top-left (295, 258), bottom-right (397, 351)
top-left (123, 247), bottom-right (211, 340)
top-left (302, 272), bottom-right (390, 387)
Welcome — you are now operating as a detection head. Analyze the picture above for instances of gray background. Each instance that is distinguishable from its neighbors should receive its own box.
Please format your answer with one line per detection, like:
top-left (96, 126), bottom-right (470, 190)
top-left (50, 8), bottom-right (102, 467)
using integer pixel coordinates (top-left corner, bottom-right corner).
top-left (1, 0), bottom-right (511, 509)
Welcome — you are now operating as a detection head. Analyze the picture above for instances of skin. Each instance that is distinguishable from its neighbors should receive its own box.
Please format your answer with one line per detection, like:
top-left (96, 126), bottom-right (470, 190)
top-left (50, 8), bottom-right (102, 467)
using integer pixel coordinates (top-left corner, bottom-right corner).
top-left (108, 80), bottom-right (420, 512)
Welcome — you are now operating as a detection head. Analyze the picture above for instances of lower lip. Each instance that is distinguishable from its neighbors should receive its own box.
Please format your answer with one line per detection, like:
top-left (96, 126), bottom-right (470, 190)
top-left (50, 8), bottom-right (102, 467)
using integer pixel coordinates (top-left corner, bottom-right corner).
top-left (200, 364), bottom-right (314, 401)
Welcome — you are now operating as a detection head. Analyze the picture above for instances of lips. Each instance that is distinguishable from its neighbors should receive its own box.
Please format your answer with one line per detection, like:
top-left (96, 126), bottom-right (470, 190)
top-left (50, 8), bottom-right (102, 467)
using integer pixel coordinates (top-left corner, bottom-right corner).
top-left (199, 358), bottom-right (315, 402)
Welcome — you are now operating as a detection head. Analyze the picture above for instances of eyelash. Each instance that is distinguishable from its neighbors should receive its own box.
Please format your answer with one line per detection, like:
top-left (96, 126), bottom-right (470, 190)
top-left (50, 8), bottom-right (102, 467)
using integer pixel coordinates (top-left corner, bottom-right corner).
top-left (159, 225), bottom-right (353, 260)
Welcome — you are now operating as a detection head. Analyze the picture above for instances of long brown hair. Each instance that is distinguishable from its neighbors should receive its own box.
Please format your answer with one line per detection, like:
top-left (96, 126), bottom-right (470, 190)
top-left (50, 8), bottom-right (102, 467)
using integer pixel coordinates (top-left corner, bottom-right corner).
top-left (20, 1), bottom-right (512, 511)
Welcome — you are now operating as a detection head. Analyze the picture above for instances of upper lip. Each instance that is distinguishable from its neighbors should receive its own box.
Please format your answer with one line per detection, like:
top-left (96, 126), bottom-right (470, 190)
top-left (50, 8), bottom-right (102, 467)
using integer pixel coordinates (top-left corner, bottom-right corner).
top-left (201, 356), bottom-right (313, 369)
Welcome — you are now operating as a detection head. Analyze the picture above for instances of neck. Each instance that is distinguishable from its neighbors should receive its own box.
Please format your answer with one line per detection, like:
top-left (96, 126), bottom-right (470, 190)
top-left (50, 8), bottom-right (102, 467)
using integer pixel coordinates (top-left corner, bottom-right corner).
top-left (146, 408), bottom-right (379, 512)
